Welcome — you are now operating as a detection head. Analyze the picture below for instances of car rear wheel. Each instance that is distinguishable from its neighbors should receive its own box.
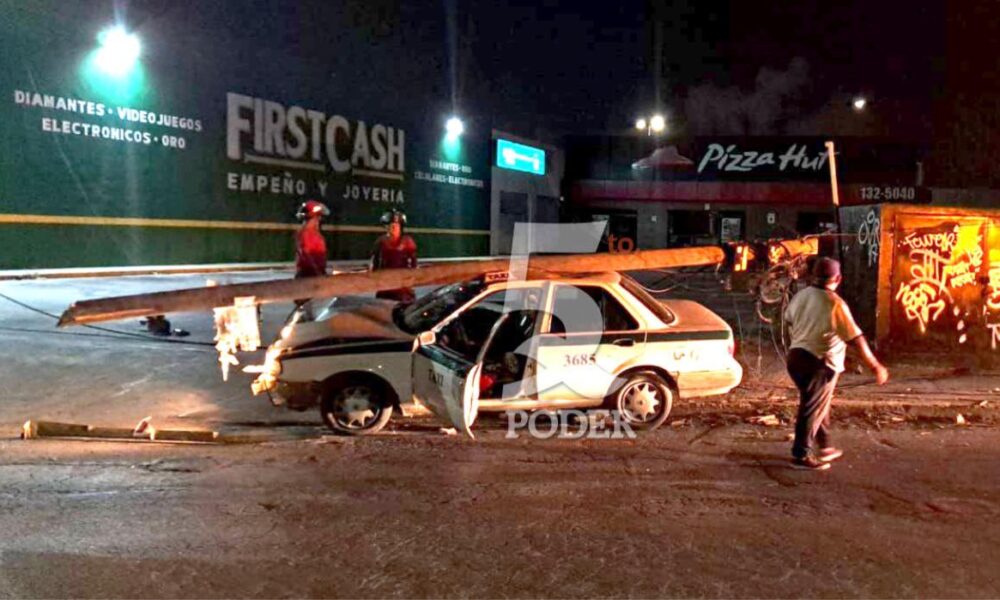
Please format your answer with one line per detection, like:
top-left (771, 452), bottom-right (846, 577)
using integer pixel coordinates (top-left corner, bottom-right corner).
top-left (613, 371), bottom-right (673, 430)
top-left (320, 382), bottom-right (393, 435)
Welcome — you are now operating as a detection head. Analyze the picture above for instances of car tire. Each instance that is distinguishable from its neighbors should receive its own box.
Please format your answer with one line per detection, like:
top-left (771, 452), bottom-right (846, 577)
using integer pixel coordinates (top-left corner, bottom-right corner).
top-left (612, 371), bottom-right (673, 431)
top-left (320, 381), bottom-right (393, 436)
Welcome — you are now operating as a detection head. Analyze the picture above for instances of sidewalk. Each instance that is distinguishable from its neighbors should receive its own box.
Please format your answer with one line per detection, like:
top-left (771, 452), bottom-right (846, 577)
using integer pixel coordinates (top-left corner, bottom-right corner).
top-left (0, 255), bottom-right (493, 281)
top-left (0, 262), bottom-right (294, 281)
top-left (729, 337), bottom-right (1000, 414)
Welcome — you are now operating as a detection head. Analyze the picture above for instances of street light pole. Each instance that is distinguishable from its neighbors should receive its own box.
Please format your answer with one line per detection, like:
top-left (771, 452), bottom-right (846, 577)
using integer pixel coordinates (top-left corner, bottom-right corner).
top-left (825, 140), bottom-right (846, 265)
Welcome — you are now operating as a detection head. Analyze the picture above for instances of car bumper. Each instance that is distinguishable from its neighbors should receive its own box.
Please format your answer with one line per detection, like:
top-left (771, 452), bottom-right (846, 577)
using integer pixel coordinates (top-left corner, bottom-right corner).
top-left (677, 364), bottom-right (743, 398)
top-left (266, 379), bottom-right (321, 411)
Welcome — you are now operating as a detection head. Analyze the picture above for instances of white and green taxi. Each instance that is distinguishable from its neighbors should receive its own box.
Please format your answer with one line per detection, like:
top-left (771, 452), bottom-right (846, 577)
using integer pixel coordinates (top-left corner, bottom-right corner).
top-left (252, 272), bottom-right (742, 437)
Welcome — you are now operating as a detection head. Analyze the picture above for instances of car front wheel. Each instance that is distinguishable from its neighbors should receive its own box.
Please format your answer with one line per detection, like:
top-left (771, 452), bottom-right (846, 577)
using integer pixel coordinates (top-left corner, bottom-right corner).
top-left (320, 382), bottom-right (393, 435)
top-left (613, 371), bottom-right (673, 430)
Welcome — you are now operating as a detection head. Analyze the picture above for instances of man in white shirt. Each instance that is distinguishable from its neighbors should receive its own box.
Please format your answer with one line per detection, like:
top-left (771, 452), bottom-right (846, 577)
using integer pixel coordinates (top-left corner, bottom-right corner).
top-left (784, 257), bottom-right (889, 470)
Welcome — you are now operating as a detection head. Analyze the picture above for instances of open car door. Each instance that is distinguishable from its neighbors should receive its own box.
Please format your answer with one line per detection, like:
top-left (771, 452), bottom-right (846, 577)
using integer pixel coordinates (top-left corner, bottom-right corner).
top-left (412, 335), bottom-right (481, 438)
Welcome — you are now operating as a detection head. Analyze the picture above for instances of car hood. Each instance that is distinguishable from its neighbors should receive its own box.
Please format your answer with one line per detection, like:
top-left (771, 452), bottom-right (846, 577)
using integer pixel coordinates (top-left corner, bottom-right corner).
top-left (275, 299), bottom-right (414, 351)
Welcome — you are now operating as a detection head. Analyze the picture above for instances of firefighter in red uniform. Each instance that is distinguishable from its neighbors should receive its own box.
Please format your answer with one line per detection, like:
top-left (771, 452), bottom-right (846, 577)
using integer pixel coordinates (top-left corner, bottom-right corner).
top-left (292, 200), bottom-right (329, 314)
top-left (370, 209), bottom-right (418, 303)
top-left (295, 200), bottom-right (329, 279)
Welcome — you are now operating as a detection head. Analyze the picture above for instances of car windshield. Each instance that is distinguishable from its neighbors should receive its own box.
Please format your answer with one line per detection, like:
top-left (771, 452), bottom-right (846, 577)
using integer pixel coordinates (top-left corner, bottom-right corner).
top-left (396, 279), bottom-right (487, 334)
top-left (620, 274), bottom-right (676, 326)
top-left (285, 297), bottom-right (338, 325)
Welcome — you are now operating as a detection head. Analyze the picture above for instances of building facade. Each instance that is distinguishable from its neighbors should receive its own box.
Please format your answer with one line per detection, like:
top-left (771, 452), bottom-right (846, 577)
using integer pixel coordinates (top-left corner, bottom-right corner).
top-left (0, 1), bottom-right (494, 269)
top-left (561, 135), bottom-right (926, 251)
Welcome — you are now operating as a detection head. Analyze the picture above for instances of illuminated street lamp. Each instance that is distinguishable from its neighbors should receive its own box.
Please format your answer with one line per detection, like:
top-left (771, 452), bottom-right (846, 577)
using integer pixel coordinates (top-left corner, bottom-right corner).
top-left (445, 116), bottom-right (465, 139)
top-left (852, 96), bottom-right (868, 111)
top-left (635, 113), bottom-right (666, 136)
top-left (95, 26), bottom-right (141, 76)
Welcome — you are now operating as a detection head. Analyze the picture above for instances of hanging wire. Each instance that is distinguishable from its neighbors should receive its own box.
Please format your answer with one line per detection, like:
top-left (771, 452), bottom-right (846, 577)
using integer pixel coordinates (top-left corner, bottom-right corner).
top-left (0, 290), bottom-right (215, 348)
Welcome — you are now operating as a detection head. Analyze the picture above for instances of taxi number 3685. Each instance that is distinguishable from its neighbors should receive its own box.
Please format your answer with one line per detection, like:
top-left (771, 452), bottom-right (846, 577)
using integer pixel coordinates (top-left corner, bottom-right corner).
top-left (564, 353), bottom-right (597, 366)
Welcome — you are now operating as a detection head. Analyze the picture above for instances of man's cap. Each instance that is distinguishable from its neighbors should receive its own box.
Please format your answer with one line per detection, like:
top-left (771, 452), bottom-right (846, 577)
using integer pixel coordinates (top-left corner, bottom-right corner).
top-left (813, 256), bottom-right (841, 281)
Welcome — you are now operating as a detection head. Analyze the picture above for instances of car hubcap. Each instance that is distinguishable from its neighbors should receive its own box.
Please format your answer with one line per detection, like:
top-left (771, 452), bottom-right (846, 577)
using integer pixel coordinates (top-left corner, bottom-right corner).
top-left (335, 386), bottom-right (378, 429)
top-left (622, 382), bottom-right (662, 422)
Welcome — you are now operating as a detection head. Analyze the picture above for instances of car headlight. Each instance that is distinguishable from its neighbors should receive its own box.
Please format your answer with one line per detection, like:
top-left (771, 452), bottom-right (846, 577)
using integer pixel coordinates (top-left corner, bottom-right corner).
top-left (249, 347), bottom-right (285, 396)
top-left (263, 346), bottom-right (284, 376)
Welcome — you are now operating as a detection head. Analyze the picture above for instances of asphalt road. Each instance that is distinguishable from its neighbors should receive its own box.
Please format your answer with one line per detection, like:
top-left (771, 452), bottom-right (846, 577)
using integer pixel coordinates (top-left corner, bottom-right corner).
top-left (2, 425), bottom-right (999, 598)
top-left (0, 271), bottom-right (351, 435)
top-left (2, 272), bottom-right (1000, 598)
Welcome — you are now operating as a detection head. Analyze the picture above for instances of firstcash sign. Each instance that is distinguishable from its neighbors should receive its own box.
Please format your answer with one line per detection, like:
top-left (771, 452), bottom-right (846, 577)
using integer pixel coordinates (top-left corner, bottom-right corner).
top-left (225, 92), bottom-right (405, 177)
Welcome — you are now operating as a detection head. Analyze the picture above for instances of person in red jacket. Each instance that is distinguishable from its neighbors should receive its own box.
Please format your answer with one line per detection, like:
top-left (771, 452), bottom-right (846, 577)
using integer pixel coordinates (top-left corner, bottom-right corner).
top-left (292, 200), bottom-right (329, 315)
top-left (295, 200), bottom-right (329, 279)
top-left (370, 209), bottom-right (418, 303)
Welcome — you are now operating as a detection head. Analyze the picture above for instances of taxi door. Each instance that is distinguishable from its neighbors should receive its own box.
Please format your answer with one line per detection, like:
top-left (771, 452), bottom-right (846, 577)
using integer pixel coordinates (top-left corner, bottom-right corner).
top-left (412, 338), bottom-right (481, 438)
top-left (534, 283), bottom-right (646, 402)
top-left (412, 282), bottom-right (548, 435)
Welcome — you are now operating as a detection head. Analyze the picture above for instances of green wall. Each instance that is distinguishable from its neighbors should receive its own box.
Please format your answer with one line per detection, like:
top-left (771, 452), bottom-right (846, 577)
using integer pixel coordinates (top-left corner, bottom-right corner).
top-left (0, 0), bottom-right (491, 268)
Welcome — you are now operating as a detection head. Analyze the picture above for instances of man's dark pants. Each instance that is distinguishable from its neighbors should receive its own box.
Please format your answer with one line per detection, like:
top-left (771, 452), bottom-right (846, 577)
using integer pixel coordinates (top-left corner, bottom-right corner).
top-left (786, 348), bottom-right (840, 459)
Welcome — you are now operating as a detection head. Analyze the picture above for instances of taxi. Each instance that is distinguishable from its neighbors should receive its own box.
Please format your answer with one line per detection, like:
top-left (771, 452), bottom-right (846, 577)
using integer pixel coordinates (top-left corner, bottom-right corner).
top-left (251, 272), bottom-right (743, 437)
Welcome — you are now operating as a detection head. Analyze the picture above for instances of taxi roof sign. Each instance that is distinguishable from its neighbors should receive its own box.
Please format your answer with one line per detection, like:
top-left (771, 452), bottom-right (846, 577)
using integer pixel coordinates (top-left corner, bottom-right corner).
top-left (483, 271), bottom-right (510, 283)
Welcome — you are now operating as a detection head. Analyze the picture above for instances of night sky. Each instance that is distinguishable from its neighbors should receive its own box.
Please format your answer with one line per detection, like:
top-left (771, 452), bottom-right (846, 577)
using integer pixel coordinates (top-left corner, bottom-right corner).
top-left (113, 0), bottom-right (944, 134)
top-left (107, 0), bottom-right (991, 183)
top-left (462, 0), bottom-right (945, 138)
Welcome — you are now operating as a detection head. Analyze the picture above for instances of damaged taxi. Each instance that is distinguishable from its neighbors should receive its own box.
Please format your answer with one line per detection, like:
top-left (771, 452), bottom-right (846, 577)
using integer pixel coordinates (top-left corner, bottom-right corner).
top-left (251, 272), bottom-right (743, 437)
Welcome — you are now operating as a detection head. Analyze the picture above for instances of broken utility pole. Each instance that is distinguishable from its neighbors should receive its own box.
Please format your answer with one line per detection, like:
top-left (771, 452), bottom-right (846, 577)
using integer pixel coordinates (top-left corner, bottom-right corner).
top-left (58, 246), bottom-right (726, 327)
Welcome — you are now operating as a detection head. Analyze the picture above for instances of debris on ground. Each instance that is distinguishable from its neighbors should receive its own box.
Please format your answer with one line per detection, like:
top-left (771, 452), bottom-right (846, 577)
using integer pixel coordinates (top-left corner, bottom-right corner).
top-left (956, 414), bottom-right (967, 426)
top-left (439, 427), bottom-right (457, 436)
top-left (747, 414), bottom-right (781, 427)
top-left (670, 419), bottom-right (688, 427)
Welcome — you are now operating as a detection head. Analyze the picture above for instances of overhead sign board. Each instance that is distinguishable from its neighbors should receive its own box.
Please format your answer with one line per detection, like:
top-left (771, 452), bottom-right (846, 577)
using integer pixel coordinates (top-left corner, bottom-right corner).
top-left (496, 138), bottom-right (545, 175)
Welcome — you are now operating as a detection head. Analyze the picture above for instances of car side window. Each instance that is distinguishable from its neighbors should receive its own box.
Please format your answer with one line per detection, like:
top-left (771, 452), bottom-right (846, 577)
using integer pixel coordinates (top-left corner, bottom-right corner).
top-left (548, 285), bottom-right (638, 334)
top-left (437, 287), bottom-right (543, 360)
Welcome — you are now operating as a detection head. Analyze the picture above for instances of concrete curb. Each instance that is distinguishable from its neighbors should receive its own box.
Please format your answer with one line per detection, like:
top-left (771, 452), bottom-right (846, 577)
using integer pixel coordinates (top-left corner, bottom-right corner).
top-left (715, 397), bottom-right (994, 410)
top-left (19, 419), bottom-right (250, 444)
top-left (0, 256), bottom-right (494, 281)
top-left (19, 419), bottom-right (324, 444)
top-left (0, 263), bottom-right (292, 281)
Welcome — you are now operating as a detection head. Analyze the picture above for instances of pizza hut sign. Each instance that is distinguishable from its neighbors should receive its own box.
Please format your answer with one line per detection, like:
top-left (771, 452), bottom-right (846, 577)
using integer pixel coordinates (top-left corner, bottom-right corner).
top-left (696, 142), bottom-right (831, 175)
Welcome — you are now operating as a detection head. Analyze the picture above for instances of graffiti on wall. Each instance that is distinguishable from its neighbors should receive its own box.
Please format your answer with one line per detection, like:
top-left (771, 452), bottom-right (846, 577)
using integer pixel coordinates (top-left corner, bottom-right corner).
top-left (988, 266), bottom-right (1000, 350)
top-left (857, 209), bottom-right (881, 268)
top-left (987, 266), bottom-right (1000, 313)
top-left (894, 223), bottom-right (984, 335)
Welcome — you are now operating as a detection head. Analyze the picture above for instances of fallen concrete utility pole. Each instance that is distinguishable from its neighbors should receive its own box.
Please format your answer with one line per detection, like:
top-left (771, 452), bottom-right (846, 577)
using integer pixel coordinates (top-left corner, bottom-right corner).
top-left (58, 246), bottom-right (725, 326)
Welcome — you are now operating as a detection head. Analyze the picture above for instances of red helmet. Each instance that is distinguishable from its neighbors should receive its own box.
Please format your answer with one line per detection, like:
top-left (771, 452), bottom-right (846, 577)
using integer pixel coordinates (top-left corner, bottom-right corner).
top-left (296, 200), bottom-right (329, 221)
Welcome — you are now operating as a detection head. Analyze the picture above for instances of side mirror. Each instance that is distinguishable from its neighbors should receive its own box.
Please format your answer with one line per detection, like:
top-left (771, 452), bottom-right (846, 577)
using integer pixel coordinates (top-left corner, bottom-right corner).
top-left (418, 331), bottom-right (436, 347)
